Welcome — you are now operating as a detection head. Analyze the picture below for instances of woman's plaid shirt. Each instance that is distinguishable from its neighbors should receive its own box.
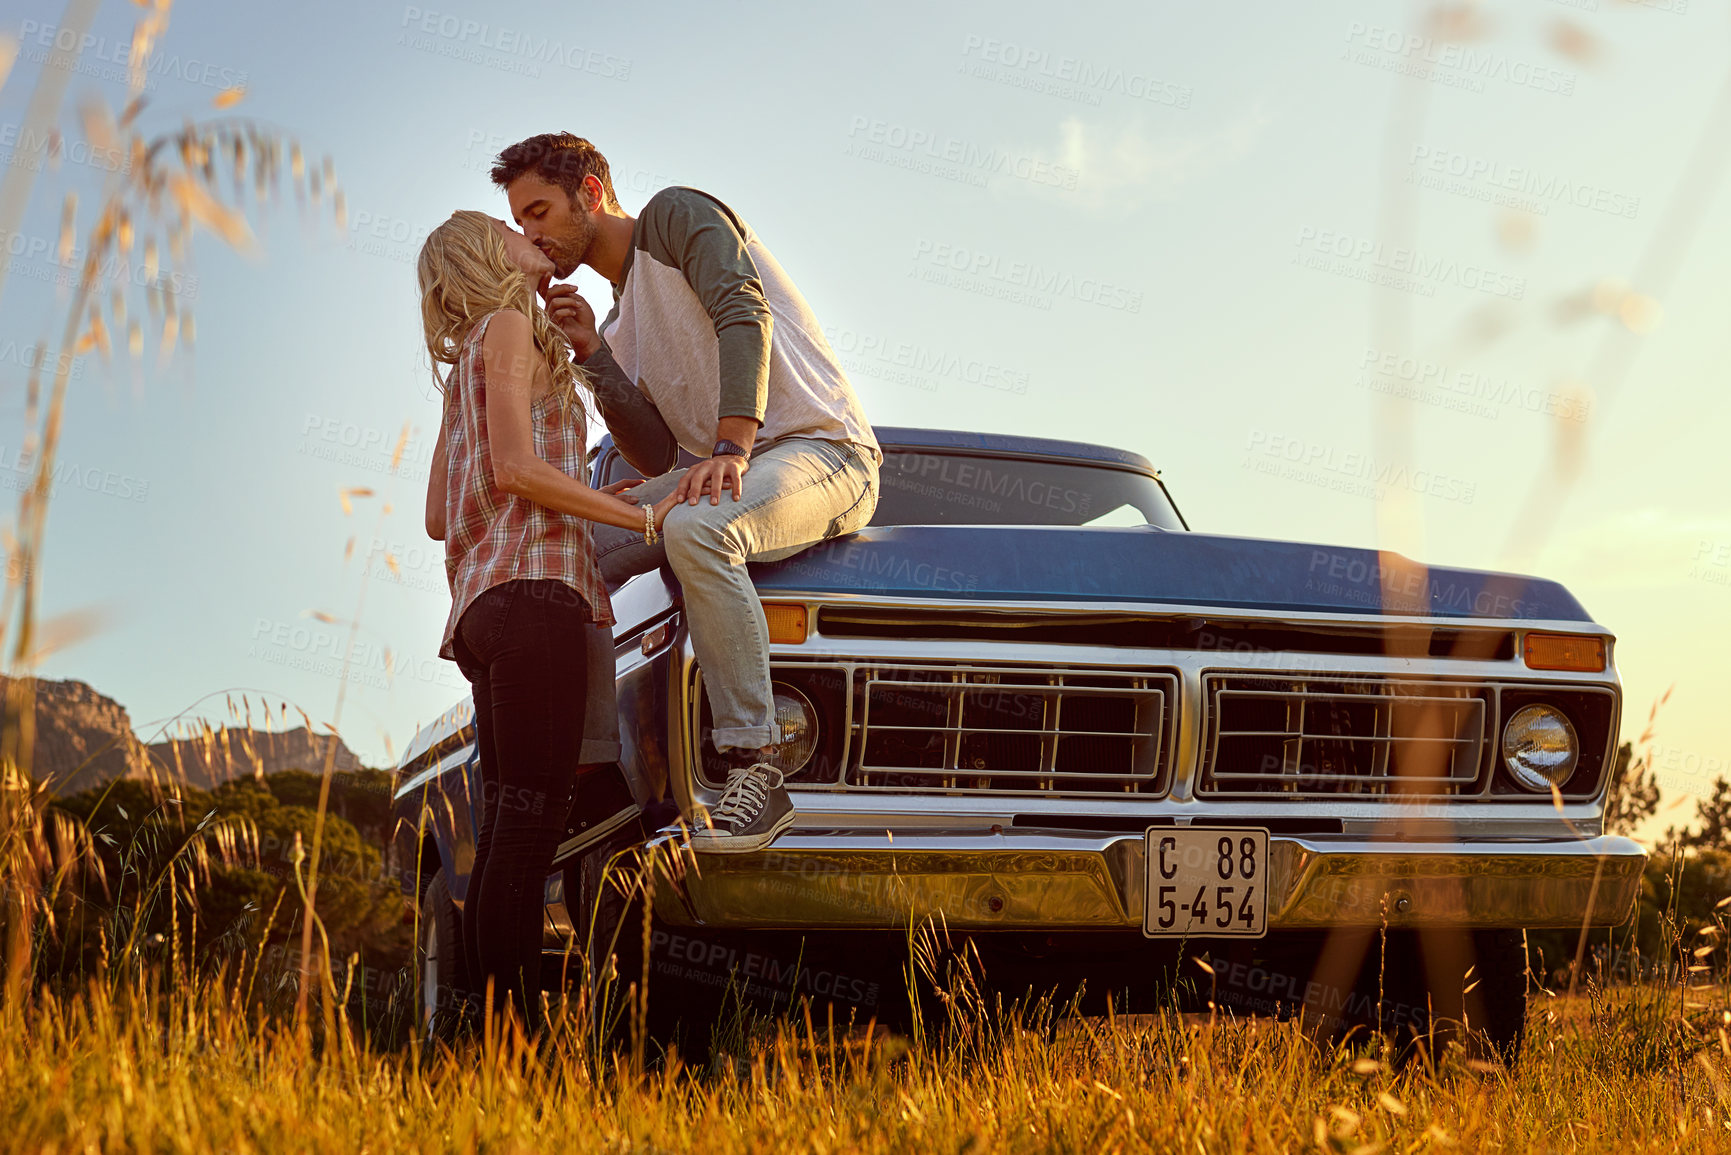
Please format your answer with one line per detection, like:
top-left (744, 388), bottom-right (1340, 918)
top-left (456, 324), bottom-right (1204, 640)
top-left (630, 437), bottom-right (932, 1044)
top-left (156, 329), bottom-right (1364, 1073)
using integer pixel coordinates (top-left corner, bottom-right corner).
top-left (438, 309), bottom-right (614, 662)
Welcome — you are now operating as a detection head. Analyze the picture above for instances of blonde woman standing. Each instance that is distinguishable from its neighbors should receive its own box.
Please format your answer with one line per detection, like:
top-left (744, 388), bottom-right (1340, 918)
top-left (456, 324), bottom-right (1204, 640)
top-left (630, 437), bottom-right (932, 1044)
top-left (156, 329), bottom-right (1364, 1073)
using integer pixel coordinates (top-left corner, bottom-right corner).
top-left (418, 210), bottom-right (675, 1031)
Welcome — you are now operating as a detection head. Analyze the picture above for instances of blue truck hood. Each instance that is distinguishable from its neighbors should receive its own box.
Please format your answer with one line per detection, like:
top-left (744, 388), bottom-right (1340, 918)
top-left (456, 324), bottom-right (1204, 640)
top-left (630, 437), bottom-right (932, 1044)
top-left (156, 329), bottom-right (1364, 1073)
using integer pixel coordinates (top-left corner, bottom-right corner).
top-left (749, 525), bottom-right (1591, 622)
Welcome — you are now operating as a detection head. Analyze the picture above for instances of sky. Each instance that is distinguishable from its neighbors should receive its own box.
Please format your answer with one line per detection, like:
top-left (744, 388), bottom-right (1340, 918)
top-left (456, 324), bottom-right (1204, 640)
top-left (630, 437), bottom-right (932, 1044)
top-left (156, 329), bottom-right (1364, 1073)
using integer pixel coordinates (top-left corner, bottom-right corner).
top-left (1, 0), bottom-right (1727, 847)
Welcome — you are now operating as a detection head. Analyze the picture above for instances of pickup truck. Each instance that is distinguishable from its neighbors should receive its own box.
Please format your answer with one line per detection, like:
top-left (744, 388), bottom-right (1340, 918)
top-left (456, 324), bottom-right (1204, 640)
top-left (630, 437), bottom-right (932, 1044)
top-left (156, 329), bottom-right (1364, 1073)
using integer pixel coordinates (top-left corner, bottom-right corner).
top-left (391, 426), bottom-right (1645, 1057)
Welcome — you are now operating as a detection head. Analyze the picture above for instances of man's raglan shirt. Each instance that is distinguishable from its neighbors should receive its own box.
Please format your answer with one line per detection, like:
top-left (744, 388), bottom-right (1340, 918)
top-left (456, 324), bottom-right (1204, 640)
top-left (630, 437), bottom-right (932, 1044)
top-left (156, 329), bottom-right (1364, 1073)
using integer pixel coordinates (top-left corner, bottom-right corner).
top-left (583, 186), bottom-right (880, 466)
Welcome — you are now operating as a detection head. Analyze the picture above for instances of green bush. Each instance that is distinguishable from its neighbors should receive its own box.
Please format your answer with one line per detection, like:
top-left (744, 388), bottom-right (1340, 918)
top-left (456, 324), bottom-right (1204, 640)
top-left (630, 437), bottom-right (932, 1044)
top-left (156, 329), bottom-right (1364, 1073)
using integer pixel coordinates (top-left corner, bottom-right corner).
top-left (44, 771), bottom-right (412, 988)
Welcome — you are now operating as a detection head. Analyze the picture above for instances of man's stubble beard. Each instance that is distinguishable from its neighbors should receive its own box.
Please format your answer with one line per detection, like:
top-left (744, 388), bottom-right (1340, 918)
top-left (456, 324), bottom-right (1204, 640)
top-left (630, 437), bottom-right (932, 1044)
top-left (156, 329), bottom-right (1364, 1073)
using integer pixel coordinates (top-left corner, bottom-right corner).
top-left (552, 209), bottom-right (598, 279)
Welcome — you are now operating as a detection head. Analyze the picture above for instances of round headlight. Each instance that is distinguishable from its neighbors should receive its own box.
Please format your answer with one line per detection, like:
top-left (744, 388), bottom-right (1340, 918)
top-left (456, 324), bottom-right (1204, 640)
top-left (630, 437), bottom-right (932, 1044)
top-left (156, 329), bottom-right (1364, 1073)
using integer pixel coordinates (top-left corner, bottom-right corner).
top-left (1501, 704), bottom-right (1578, 791)
top-left (762, 683), bottom-right (819, 776)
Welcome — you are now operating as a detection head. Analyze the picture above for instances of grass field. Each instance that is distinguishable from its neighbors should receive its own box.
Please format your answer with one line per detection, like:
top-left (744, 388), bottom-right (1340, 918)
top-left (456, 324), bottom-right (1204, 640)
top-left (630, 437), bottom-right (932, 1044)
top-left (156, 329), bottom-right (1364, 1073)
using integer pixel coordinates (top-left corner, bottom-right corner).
top-left (7, 744), bottom-right (1722, 1154)
top-left (1, 962), bottom-right (1725, 1154)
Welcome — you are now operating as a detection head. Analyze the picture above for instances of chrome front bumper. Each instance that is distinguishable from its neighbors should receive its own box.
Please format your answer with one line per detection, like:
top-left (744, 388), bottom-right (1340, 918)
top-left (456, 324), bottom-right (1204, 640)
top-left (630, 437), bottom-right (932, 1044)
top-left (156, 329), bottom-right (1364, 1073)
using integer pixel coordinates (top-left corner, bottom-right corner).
top-left (651, 829), bottom-right (1646, 932)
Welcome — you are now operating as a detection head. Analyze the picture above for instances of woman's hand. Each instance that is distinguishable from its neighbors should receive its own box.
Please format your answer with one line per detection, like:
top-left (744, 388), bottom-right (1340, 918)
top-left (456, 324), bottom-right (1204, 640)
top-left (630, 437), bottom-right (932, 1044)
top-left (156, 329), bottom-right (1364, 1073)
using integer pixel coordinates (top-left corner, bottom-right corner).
top-left (602, 478), bottom-right (646, 500)
top-left (650, 490), bottom-right (680, 532)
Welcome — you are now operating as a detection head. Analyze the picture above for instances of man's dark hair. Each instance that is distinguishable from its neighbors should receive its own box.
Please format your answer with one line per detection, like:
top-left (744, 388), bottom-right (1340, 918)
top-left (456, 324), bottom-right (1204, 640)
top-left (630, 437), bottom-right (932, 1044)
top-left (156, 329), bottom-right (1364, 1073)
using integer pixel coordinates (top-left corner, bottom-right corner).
top-left (490, 133), bottom-right (619, 210)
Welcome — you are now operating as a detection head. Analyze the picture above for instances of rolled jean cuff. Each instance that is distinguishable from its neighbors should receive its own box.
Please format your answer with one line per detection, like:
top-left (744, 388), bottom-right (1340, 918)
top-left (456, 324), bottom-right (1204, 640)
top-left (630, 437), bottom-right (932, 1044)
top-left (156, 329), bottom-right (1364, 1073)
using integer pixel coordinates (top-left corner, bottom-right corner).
top-left (711, 724), bottom-right (776, 752)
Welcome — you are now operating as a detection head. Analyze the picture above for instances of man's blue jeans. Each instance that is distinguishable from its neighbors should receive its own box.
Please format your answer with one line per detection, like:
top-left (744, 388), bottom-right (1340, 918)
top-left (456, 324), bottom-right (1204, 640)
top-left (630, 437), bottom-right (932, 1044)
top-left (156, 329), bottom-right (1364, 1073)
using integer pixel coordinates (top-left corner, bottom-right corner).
top-left (594, 437), bottom-right (878, 751)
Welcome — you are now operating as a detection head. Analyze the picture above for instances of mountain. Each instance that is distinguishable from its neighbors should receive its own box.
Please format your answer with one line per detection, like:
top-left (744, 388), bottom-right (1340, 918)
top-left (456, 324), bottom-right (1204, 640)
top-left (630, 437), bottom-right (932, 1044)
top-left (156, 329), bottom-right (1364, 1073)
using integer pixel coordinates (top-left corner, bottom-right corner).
top-left (0, 676), bottom-right (153, 794)
top-left (0, 675), bottom-right (381, 795)
top-left (146, 721), bottom-right (372, 790)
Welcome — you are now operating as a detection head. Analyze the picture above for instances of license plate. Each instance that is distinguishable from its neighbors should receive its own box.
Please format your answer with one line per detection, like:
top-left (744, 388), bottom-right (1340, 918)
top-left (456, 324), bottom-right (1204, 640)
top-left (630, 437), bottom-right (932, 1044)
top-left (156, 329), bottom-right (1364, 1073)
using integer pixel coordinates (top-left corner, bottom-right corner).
top-left (1143, 827), bottom-right (1269, 938)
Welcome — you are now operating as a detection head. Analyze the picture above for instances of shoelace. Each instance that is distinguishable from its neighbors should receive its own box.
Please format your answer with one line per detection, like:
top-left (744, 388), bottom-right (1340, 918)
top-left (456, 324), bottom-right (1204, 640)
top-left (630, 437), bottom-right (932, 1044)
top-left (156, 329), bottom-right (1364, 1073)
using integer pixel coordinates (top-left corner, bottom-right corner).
top-left (706, 764), bottom-right (784, 830)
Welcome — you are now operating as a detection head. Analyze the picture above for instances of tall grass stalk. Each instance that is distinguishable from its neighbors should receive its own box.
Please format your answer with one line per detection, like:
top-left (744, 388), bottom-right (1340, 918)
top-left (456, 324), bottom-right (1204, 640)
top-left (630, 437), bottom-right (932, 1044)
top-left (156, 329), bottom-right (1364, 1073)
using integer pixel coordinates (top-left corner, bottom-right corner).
top-left (0, 0), bottom-right (344, 1024)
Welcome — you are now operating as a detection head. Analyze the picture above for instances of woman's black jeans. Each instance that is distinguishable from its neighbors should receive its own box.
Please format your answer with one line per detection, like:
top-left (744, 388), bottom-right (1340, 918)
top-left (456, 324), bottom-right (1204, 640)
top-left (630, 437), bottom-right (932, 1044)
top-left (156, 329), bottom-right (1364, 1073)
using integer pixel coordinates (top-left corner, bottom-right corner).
top-left (451, 578), bottom-right (590, 1029)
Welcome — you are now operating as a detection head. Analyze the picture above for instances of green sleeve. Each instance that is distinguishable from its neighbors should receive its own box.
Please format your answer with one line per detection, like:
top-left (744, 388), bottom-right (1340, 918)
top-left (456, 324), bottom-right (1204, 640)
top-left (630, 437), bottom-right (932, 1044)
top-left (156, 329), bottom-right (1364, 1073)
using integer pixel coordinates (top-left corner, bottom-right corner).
top-left (582, 340), bottom-right (678, 477)
top-left (637, 187), bottom-right (772, 426)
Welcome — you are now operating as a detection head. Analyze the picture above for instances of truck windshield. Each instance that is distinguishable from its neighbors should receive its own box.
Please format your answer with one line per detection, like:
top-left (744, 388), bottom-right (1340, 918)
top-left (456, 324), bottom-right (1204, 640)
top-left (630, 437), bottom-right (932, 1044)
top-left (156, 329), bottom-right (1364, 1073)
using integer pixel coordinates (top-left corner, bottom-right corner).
top-left (870, 450), bottom-right (1185, 529)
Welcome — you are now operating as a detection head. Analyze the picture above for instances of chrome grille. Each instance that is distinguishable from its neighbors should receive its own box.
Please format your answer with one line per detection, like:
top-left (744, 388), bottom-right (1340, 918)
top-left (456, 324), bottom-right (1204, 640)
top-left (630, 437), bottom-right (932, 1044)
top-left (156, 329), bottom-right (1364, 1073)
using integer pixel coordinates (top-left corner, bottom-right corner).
top-left (1201, 675), bottom-right (1489, 796)
top-left (851, 664), bottom-right (1174, 794)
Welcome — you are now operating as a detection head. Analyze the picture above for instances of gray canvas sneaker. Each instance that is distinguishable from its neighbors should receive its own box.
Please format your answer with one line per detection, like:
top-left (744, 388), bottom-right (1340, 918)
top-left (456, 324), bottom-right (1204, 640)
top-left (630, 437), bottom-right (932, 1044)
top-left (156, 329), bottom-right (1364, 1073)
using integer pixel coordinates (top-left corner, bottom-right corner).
top-left (689, 763), bottom-right (795, 853)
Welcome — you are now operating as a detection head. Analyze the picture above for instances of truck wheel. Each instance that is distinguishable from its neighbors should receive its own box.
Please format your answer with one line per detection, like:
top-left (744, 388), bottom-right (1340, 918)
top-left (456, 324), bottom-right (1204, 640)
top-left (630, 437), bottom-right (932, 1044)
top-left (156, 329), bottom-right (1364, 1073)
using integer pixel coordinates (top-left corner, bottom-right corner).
top-left (415, 869), bottom-right (469, 1035)
top-left (1463, 928), bottom-right (1529, 1063)
top-left (1384, 928), bottom-right (1528, 1064)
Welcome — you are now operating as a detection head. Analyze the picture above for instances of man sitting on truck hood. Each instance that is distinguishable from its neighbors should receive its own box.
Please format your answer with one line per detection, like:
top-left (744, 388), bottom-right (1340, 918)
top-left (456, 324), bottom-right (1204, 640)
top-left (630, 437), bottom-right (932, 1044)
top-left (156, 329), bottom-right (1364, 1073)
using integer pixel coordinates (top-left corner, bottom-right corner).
top-left (493, 132), bottom-right (881, 854)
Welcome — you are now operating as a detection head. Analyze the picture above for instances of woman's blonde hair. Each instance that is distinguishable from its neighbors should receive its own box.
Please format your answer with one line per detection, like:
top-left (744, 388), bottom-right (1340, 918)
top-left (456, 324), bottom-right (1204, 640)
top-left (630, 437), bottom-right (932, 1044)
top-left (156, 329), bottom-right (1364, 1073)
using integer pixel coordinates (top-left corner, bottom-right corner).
top-left (416, 209), bottom-right (587, 410)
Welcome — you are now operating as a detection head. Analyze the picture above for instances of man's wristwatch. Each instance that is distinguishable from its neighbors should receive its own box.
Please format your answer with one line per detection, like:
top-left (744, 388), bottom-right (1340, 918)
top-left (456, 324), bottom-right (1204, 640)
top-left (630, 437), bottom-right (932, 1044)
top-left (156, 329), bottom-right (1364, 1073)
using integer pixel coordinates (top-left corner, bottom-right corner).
top-left (712, 438), bottom-right (752, 460)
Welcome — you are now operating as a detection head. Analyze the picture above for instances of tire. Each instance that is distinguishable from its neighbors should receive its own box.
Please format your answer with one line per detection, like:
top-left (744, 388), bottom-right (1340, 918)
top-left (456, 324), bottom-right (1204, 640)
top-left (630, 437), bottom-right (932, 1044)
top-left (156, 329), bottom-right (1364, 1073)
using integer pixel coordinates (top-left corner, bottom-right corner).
top-left (415, 869), bottom-right (469, 1036)
top-left (1461, 929), bottom-right (1529, 1063)
top-left (1381, 928), bottom-right (1528, 1064)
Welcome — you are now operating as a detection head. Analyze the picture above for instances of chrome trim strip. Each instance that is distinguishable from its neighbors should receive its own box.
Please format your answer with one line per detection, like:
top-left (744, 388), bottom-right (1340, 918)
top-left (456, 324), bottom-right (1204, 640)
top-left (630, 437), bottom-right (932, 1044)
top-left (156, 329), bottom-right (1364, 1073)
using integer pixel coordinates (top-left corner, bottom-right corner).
top-left (393, 746), bottom-right (471, 801)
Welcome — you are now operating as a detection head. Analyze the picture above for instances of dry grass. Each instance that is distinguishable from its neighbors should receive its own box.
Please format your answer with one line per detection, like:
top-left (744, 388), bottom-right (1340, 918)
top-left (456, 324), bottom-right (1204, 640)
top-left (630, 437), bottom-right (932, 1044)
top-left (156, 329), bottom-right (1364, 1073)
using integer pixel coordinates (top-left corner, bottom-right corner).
top-left (0, 974), bottom-right (1725, 1153)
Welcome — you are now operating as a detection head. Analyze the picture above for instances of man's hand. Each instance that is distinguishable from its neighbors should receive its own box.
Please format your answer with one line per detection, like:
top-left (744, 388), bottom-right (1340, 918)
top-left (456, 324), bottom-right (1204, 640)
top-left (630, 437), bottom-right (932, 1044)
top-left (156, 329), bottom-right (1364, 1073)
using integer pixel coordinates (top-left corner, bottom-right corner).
top-left (539, 282), bottom-right (601, 360)
top-left (675, 455), bottom-right (749, 505)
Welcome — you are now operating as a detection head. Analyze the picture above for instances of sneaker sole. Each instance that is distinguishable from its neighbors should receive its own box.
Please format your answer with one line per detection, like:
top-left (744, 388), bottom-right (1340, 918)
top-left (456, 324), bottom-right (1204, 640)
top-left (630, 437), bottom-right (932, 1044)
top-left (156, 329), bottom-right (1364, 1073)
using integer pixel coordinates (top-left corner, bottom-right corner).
top-left (553, 805), bottom-right (641, 861)
top-left (688, 808), bottom-right (796, 854)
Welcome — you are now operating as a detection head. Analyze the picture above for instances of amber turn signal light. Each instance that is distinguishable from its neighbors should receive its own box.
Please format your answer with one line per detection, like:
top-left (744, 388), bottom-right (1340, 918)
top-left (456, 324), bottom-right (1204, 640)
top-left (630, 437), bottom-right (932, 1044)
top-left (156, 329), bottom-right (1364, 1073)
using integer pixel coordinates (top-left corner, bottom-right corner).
top-left (762, 602), bottom-right (809, 645)
top-left (1523, 633), bottom-right (1605, 672)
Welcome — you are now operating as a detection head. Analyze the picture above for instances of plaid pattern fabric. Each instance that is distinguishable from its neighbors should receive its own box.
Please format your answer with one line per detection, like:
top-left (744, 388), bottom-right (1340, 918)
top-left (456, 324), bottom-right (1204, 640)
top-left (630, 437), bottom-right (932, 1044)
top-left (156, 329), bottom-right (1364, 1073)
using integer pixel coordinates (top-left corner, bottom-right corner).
top-left (439, 310), bottom-right (614, 662)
